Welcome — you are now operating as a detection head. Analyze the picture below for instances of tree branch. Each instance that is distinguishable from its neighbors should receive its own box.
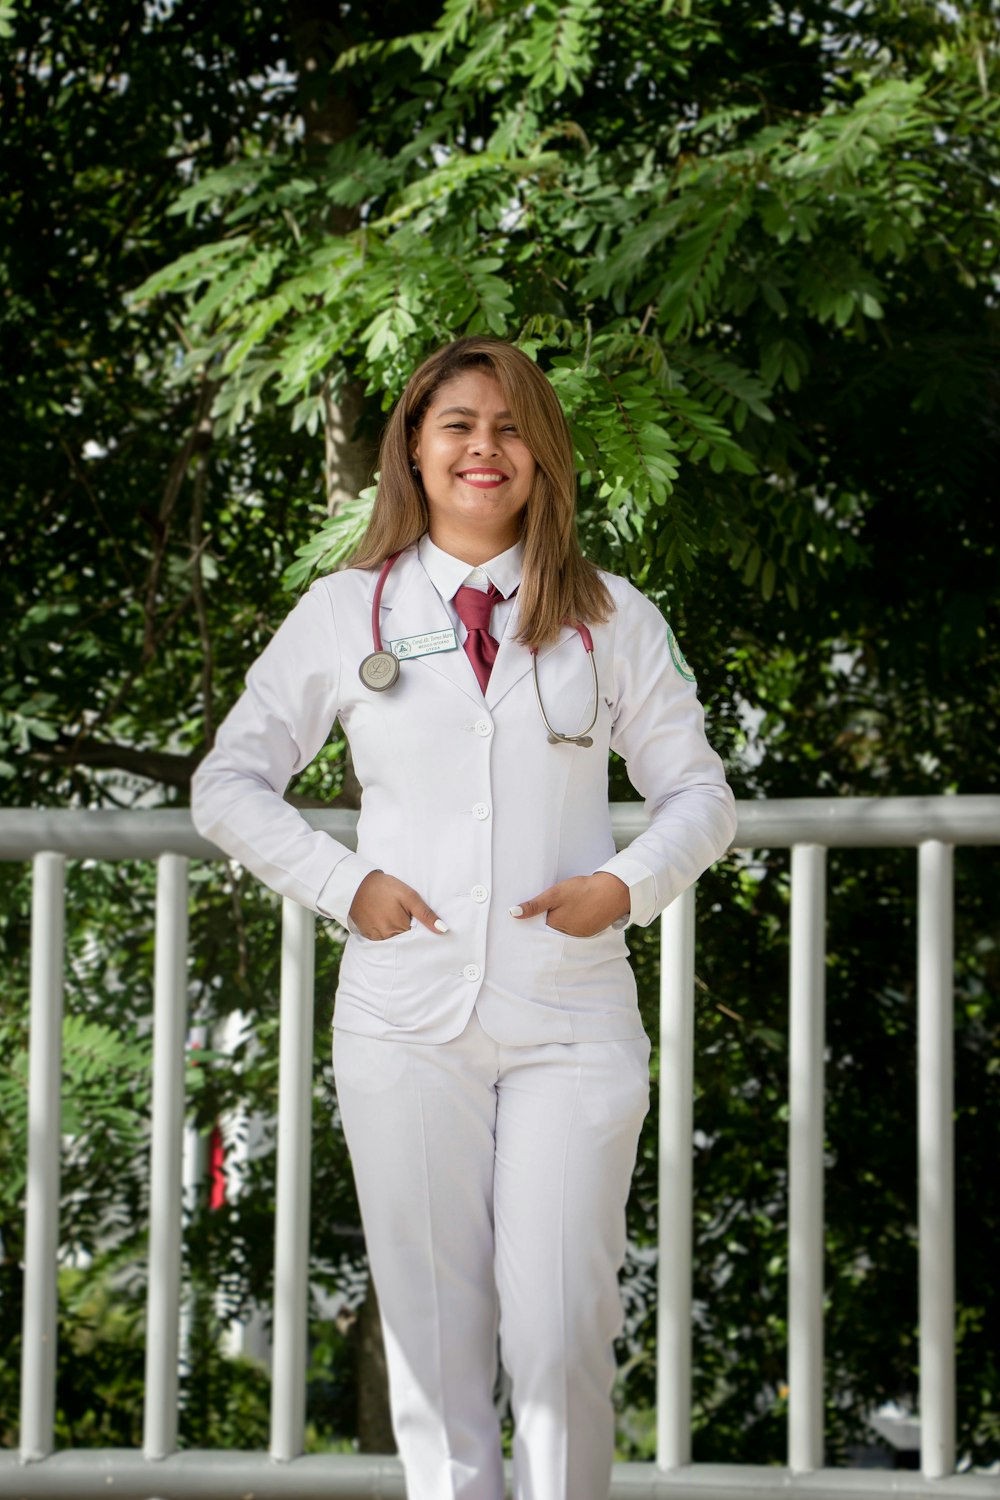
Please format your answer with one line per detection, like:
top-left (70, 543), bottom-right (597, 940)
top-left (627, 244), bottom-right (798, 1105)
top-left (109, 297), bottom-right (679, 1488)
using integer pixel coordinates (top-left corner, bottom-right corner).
top-left (58, 436), bottom-right (138, 591)
top-left (30, 736), bottom-right (362, 804)
top-left (30, 738), bottom-right (199, 790)
top-left (189, 417), bottom-right (215, 744)
top-left (140, 376), bottom-right (215, 660)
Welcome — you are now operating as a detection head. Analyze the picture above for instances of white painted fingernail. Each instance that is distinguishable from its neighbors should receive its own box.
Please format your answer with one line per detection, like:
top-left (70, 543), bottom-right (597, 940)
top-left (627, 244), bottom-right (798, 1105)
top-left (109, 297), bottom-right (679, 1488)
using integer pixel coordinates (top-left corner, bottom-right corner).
top-left (509, 905), bottom-right (523, 917)
top-left (433, 919), bottom-right (449, 933)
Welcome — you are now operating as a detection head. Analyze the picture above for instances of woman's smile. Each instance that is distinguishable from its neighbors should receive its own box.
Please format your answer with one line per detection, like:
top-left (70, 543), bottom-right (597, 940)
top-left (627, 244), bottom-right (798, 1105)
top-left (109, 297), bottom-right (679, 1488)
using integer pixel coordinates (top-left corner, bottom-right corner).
top-left (455, 467), bottom-right (510, 488)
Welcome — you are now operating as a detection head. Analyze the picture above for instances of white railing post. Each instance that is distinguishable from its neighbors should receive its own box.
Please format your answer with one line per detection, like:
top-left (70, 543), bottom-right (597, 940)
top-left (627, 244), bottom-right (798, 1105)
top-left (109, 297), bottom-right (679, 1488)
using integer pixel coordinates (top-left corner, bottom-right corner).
top-left (19, 852), bottom-right (66, 1462)
top-left (918, 840), bottom-right (955, 1478)
top-left (143, 853), bottom-right (190, 1460)
top-left (788, 844), bottom-right (826, 1473)
top-left (656, 885), bottom-right (696, 1470)
top-left (269, 897), bottom-right (316, 1461)
top-left (178, 1023), bottom-right (209, 1379)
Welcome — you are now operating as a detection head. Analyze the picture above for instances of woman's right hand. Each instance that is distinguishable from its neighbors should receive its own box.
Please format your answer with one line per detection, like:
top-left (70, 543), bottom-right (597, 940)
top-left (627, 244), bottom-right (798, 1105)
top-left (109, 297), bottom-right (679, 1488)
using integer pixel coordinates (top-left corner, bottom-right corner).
top-left (348, 871), bottom-right (448, 940)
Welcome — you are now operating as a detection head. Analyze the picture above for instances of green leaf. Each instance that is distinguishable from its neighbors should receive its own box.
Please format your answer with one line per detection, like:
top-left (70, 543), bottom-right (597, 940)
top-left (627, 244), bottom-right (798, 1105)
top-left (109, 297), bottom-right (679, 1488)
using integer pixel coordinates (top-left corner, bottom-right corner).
top-left (282, 487), bottom-right (378, 593)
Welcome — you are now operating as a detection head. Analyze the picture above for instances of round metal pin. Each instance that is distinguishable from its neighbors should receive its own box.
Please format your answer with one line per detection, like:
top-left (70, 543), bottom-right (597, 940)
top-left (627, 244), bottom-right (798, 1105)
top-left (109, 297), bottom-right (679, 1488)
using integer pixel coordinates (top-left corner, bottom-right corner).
top-left (359, 651), bottom-right (400, 691)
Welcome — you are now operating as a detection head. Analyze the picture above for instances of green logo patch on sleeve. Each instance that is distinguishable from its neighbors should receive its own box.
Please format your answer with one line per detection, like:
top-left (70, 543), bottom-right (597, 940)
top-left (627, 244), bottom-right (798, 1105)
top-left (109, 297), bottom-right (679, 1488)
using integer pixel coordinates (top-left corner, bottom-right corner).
top-left (667, 624), bottom-right (696, 682)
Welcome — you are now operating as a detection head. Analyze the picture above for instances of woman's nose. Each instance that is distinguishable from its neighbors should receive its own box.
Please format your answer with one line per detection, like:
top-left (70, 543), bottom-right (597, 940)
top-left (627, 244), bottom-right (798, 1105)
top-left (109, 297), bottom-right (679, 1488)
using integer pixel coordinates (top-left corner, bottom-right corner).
top-left (469, 428), bottom-right (500, 455)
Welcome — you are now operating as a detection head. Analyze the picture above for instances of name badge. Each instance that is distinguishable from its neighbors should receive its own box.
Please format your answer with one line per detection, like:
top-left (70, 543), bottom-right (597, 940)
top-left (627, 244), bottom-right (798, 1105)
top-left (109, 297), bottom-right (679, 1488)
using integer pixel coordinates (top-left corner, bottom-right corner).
top-left (389, 628), bottom-right (458, 660)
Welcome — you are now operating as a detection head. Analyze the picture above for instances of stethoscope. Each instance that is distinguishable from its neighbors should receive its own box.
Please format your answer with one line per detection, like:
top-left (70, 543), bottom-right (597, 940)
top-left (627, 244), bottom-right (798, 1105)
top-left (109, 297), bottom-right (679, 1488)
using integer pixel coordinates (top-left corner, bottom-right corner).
top-left (358, 550), bottom-right (600, 748)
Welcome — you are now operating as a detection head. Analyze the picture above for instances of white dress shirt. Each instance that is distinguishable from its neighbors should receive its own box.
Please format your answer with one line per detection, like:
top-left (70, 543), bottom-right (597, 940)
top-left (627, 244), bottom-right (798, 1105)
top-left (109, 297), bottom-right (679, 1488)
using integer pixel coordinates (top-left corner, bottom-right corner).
top-left (418, 533), bottom-right (523, 640)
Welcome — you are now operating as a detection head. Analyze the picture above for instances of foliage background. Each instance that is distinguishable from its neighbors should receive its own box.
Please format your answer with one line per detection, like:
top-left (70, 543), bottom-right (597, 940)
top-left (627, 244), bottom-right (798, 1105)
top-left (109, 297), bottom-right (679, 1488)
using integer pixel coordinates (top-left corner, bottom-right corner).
top-left (1, 0), bottom-right (997, 1465)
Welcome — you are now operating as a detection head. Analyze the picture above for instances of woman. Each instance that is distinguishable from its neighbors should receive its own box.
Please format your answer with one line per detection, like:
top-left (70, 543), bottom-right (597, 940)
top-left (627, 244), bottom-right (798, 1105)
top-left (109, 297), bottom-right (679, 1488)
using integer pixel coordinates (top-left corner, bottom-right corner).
top-left (192, 336), bottom-right (736, 1500)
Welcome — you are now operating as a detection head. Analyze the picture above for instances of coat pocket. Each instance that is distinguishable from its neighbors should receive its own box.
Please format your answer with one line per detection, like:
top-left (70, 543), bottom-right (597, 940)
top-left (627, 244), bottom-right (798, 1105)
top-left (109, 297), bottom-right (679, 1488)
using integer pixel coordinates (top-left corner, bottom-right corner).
top-left (338, 927), bottom-right (420, 1019)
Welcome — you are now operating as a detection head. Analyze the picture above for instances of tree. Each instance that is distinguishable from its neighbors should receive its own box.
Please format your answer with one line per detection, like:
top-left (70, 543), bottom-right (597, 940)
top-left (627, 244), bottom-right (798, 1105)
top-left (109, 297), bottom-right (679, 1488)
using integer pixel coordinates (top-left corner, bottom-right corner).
top-left (1, 0), bottom-right (997, 1465)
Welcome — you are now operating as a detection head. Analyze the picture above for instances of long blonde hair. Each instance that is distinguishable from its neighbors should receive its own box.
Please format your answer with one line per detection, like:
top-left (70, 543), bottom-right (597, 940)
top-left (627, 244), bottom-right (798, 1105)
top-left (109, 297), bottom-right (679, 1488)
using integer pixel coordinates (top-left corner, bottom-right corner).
top-left (349, 337), bottom-right (613, 649)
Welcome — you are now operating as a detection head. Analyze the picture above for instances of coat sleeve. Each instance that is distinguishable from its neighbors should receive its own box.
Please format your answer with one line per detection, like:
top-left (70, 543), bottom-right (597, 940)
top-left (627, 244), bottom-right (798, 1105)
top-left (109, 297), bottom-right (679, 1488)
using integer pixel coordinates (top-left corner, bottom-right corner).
top-left (190, 581), bottom-right (378, 921)
top-left (594, 580), bottom-right (737, 925)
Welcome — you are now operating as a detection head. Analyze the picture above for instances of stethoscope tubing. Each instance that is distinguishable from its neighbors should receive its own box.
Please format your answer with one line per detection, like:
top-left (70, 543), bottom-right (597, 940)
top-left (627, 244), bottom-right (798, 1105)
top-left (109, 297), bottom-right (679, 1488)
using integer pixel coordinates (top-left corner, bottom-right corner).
top-left (361, 550), bottom-right (598, 747)
top-left (531, 641), bottom-right (599, 747)
top-left (371, 549), bottom-right (404, 652)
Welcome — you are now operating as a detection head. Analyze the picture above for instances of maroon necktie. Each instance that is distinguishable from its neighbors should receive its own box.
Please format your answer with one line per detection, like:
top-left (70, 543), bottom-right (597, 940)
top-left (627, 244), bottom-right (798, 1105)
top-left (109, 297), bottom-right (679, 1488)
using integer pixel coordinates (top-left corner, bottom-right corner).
top-left (454, 582), bottom-right (502, 693)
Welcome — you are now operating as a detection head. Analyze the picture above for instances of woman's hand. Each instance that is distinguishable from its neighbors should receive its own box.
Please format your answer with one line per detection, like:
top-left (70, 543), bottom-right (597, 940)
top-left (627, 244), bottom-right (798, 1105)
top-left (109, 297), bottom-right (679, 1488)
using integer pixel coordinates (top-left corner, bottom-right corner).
top-left (349, 871), bottom-right (448, 940)
top-left (509, 873), bottom-right (630, 937)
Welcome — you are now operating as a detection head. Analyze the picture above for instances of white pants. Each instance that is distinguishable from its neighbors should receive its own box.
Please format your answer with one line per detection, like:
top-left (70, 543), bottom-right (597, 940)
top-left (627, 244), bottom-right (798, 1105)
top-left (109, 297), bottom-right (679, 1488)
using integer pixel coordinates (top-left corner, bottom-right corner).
top-left (333, 1008), bottom-right (650, 1500)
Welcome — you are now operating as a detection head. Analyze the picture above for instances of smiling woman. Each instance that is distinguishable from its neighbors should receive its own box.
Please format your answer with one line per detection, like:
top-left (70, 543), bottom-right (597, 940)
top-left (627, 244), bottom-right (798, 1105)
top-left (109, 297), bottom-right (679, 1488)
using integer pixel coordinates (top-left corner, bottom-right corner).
top-left (410, 367), bottom-right (536, 561)
top-left (350, 336), bottom-right (614, 650)
top-left (191, 336), bottom-right (737, 1500)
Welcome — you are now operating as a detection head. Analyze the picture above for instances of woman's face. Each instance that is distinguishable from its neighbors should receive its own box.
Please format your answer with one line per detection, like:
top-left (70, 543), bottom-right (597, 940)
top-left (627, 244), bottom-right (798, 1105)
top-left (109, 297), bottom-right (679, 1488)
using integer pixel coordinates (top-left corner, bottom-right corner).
top-left (410, 368), bottom-right (537, 560)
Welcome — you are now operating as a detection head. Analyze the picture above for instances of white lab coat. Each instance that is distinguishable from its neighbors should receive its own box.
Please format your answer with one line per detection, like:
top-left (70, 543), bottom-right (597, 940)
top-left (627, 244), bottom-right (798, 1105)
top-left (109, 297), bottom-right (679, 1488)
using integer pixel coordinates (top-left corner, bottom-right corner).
top-left (191, 544), bottom-right (737, 1044)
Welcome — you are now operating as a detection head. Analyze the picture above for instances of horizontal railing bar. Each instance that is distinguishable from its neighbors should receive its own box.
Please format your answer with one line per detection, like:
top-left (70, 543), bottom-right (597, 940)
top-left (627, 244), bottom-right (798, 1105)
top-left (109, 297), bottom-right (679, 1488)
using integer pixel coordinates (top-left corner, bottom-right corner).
top-left (2, 796), bottom-right (1000, 862)
top-left (1, 1455), bottom-right (997, 1500)
top-left (730, 796), bottom-right (1000, 849)
top-left (0, 808), bottom-right (324, 861)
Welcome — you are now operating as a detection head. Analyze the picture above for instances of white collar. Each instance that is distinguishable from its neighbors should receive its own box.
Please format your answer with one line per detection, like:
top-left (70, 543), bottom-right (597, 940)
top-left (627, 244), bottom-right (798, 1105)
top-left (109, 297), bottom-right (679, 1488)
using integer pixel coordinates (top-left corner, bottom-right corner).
top-left (418, 534), bottom-right (523, 602)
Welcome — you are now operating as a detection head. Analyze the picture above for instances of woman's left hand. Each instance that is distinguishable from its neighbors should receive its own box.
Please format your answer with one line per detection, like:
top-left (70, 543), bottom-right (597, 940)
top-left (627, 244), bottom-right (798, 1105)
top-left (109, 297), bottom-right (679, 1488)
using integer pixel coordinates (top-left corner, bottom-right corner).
top-left (510, 873), bottom-right (630, 937)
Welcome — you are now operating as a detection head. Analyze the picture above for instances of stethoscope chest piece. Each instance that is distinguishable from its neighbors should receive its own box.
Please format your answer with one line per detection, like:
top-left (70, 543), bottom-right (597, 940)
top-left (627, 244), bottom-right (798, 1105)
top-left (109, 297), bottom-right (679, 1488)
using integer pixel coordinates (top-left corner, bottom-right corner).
top-left (359, 650), bottom-right (400, 692)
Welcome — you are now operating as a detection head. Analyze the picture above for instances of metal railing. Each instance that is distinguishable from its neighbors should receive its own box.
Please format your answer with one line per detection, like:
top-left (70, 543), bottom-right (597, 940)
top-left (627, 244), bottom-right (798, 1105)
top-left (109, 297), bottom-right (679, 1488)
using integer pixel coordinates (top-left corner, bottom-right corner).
top-left (1, 797), bottom-right (998, 1500)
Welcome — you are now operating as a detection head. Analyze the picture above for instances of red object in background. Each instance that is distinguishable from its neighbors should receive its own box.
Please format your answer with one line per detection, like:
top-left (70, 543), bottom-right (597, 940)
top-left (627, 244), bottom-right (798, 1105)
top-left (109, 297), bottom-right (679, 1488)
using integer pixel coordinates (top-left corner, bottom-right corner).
top-left (208, 1125), bottom-right (226, 1210)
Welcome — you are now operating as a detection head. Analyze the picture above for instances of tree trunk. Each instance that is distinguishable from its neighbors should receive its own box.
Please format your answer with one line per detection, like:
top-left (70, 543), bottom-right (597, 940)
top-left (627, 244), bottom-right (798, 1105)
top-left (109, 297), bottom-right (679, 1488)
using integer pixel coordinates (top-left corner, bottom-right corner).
top-left (288, 2), bottom-right (389, 1444)
top-left (322, 375), bottom-right (374, 519)
top-left (356, 1278), bottom-right (396, 1453)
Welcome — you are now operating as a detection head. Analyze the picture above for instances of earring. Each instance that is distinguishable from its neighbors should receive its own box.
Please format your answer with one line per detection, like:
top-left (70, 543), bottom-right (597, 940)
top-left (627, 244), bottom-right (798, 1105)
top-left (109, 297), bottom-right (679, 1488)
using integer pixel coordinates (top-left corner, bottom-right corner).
top-left (411, 463), bottom-right (420, 478)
